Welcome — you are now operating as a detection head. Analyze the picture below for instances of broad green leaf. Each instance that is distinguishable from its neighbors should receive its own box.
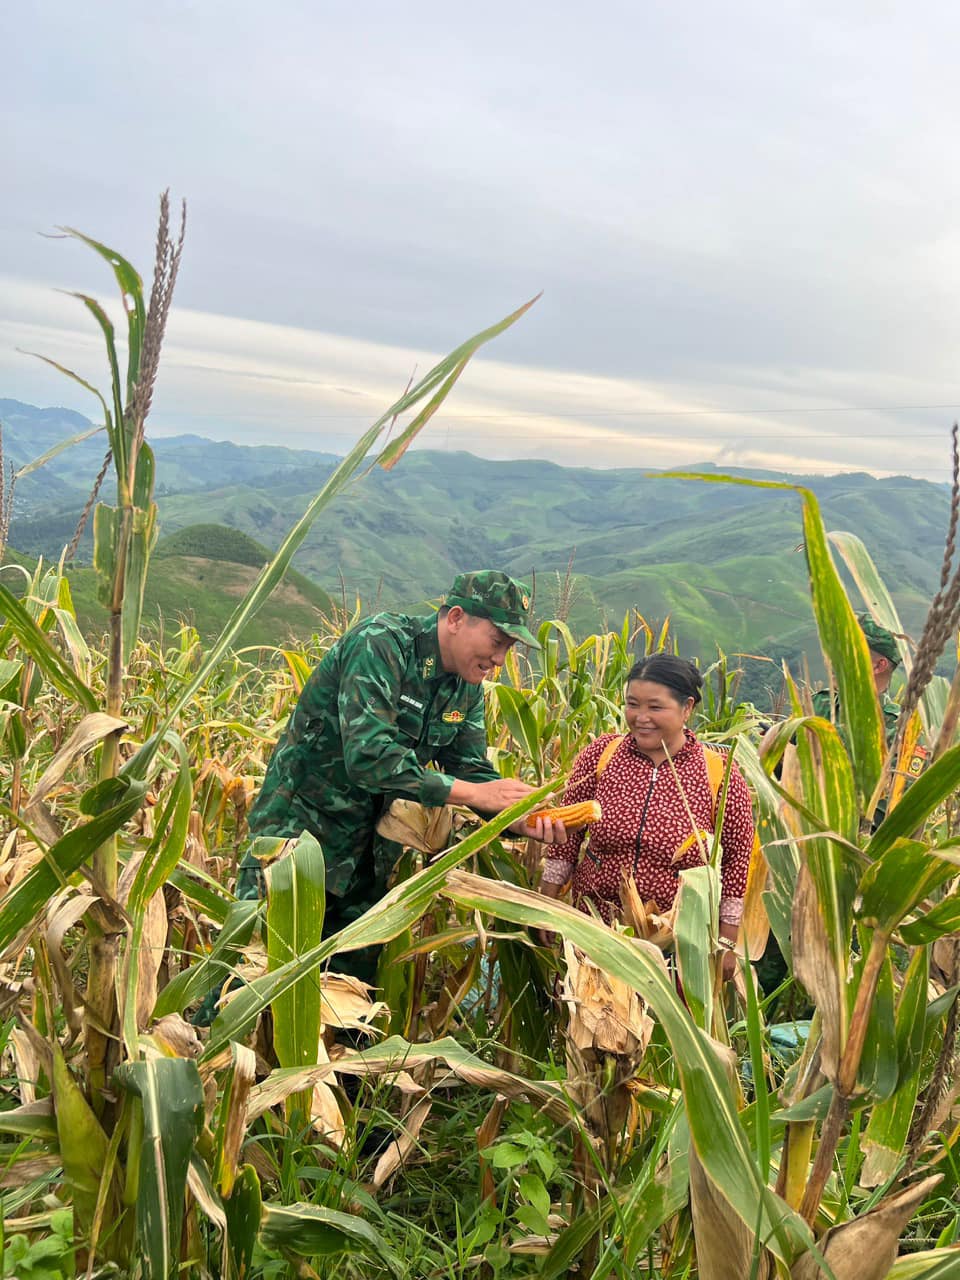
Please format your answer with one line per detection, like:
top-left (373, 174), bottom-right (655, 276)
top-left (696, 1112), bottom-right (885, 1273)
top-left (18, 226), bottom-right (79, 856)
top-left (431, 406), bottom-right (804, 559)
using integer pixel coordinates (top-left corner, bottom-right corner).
top-left (92, 503), bottom-right (121, 607)
top-left (63, 290), bottom-right (126, 482)
top-left (123, 296), bottom-right (536, 784)
top-left (266, 830), bottom-right (326, 1122)
top-left (868, 744), bottom-right (960, 858)
top-left (493, 684), bottom-right (543, 771)
top-left (122, 498), bottom-right (158, 664)
top-left (0, 1101), bottom-right (58, 1141)
top-left (886, 1252), bottom-right (960, 1279)
top-left (113, 1058), bottom-right (203, 1280)
top-left (375, 294), bottom-right (538, 472)
top-left (259, 1203), bottom-right (402, 1277)
top-left (58, 224), bottom-right (146, 401)
top-left (223, 1164), bottom-right (262, 1278)
top-left (855, 944), bottom-right (898, 1102)
top-left (780, 708), bottom-right (860, 1078)
top-left (674, 864), bottom-right (717, 1032)
top-left (901, 895), bottom-right (960, 945)
top-left (51, 1044), bottom-right (116, 1237)
top-left (828, 529), bottom-right (953, 744)
top-left (151, 898), bottom-right (260, 1019)
top-left (0, 583), bottom-right (97, 713)
top-left (858, 840), bottom-right (960, 933)
top-left (442, 871), bottom-right (814, 1266)
top-left (860, 948), bottom-right (929, 1186)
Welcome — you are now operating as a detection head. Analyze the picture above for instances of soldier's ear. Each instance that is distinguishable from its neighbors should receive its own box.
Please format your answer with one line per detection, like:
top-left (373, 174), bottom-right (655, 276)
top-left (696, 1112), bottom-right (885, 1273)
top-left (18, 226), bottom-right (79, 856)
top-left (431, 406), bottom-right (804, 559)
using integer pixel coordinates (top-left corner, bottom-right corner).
top-left (444, 605), bottom-right (467, 631)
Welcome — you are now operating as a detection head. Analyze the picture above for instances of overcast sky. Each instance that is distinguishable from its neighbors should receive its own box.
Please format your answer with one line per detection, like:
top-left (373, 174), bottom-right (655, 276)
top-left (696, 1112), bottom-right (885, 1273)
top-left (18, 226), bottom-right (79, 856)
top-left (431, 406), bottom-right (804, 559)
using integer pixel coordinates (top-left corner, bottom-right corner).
top-left (4, 1), bottom-right (960, 478)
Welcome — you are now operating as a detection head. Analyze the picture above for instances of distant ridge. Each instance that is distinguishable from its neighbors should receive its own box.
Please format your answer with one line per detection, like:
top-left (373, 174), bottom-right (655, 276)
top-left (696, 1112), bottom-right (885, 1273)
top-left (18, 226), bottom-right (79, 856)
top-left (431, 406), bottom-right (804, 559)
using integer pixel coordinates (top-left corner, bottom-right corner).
top-left (2, 399), bottom-right (950, 681)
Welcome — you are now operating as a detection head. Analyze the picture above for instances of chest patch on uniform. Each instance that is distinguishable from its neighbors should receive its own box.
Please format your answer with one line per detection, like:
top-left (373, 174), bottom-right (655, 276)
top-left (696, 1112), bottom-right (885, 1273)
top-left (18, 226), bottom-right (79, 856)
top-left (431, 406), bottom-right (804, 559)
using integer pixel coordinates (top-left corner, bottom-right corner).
top-left (443, 709), bottom-right (465, 723)
top-left (400, 694), bottom-right (425, 711)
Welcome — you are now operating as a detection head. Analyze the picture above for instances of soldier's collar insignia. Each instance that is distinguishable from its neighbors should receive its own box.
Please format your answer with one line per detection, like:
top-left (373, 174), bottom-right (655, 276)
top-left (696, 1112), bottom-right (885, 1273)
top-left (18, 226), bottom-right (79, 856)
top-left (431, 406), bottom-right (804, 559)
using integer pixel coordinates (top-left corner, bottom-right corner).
top-left (442, 709), bottom-right (464, 723)
top-left (422, 655), bottom-right (436, 678)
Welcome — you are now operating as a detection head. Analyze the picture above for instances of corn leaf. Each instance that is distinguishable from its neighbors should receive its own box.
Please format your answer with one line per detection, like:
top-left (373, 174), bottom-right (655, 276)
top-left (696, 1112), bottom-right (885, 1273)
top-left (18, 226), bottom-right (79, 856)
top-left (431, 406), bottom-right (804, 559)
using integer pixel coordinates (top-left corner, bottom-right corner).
top-left (51, 1044), bottom-right (117, 1237)
top-left (886, 1250), bottom-right (960, 1278)
top-left (860, 947), bottom-right (929, 1186)
top-left (0, 779), bottom-right (147, 955)
top-left (113, 1058), bottom-right (204, 1280)
top-left (14, 423), bottom-right (106, 478)
top-left (266, 830), bottom-right (326, 1122)
top-left (868, 743), bottom-right (960, 858)
top-left (212, 1044), bottom-right (257, 1199)
top-left (900, 895), bottom-right (960, 944)
top-left (151, 898), bottom-right (260, 1020)
top-left (674, 864), bottom-right (718, 1033)
top-left (62, 290), bottom-right (126, 482)
top-left (442, 871), bottom-right (814, 1266)
top-left (223, 1164), bottom-right (262, 1278)
top-left (0, 583), bottom-right (97, 713)
top-left (259, 1203), bottom-right (402, 1276)
top-left (858, 840), bottom-right (960, 933)
top-left (92, 504), bottom-right (120, 607)
top-left (828, 529), bottom-right (950, 742)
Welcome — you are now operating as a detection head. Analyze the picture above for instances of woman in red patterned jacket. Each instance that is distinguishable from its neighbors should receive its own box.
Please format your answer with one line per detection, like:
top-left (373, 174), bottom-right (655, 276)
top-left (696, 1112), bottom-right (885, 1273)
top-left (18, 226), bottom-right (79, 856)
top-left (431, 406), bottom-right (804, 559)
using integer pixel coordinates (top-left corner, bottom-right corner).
top-left (537, 654), bottom-right (754, 977)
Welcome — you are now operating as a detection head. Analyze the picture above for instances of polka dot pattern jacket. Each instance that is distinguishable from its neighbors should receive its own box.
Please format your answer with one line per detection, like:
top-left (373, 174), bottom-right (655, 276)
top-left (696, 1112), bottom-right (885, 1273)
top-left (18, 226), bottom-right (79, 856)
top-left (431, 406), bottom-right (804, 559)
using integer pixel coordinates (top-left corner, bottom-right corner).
top-left (542, 729), bottom-right (754, 926)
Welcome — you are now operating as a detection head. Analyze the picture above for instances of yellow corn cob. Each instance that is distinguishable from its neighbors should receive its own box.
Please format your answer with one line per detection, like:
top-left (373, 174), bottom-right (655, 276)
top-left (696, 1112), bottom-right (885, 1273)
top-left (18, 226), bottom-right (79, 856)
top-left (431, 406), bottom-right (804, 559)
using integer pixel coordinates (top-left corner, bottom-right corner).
top-left (525, 800), bottom-right (602, 831)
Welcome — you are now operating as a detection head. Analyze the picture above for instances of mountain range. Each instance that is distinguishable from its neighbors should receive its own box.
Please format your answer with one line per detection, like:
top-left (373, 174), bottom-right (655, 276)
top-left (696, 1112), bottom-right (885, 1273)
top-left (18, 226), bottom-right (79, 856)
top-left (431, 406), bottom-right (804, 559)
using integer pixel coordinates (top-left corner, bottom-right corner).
top-left (2, 398), bottom-right (950, 685)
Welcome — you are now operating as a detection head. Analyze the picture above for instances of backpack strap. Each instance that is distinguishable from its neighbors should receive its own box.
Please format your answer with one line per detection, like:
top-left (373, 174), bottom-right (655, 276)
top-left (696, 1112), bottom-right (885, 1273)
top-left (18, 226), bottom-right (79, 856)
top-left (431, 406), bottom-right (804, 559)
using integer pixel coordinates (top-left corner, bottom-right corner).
top-left (702, 745), bottom-right (727, 818)
top-left (596, 733), bottom-right (629, 778)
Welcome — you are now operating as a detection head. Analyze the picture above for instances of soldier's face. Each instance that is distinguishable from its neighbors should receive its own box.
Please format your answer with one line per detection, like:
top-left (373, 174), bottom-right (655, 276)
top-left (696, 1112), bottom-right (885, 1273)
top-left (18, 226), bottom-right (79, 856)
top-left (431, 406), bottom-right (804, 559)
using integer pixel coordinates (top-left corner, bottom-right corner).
top-left (443, 612), bottom-right (516, 684)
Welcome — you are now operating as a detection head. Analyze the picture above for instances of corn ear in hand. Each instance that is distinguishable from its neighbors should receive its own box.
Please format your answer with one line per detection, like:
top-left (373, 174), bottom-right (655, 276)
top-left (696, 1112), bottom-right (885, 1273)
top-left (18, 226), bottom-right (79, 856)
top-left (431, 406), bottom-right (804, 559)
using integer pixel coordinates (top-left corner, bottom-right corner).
top-left (525, 800), bottom-right (602, 832)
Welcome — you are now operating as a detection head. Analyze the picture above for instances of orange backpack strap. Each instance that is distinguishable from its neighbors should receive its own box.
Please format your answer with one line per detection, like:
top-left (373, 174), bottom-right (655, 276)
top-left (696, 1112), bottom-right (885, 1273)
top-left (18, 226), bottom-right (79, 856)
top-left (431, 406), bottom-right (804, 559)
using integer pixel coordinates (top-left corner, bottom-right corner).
top-left (596, 733), bottom-right (629, 778)
top-left (702, 745), bottom-right (727, 813)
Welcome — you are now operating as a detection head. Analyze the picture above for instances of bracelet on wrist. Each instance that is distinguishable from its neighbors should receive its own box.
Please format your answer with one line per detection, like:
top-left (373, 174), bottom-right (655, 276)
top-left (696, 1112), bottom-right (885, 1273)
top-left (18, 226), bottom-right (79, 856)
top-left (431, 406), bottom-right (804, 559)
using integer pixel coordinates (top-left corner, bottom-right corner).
top-left (717, 935), bottom-right (738, 951)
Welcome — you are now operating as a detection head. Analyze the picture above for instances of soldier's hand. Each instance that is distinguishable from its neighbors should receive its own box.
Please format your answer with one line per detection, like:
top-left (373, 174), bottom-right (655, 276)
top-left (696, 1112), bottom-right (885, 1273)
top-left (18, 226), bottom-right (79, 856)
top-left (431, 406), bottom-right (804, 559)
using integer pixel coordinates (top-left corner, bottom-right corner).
top-left (451, 777), bottom-right (536, 814)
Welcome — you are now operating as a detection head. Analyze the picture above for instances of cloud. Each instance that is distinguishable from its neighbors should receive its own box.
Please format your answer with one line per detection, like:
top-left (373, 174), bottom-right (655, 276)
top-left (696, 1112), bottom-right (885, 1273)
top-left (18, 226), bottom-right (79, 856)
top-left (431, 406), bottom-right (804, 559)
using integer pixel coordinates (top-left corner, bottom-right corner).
top-left (1, 274), bottom-right (956, 479)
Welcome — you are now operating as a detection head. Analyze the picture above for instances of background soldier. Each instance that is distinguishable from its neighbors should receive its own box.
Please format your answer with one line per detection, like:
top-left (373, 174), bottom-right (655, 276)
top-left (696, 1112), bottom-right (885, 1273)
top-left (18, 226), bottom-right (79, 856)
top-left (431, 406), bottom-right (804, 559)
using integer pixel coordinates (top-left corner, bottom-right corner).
top-left (811, 613), bottom-right (902, 742)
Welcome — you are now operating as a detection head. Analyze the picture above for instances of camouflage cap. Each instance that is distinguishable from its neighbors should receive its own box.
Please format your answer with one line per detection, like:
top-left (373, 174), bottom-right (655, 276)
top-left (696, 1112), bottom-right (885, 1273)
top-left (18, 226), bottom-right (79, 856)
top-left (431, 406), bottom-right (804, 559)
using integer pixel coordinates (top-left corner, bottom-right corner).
top-left (857, 614), bottom-right (900, 667)
top-left (446, 570), bottom-right (541, 649)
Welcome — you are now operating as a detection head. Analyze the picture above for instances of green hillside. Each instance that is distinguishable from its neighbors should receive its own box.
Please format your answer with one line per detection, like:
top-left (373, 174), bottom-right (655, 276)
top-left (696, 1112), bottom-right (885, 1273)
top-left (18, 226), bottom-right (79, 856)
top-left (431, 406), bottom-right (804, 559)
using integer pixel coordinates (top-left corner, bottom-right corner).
top-left (4, 400), bottom-right (951, 671)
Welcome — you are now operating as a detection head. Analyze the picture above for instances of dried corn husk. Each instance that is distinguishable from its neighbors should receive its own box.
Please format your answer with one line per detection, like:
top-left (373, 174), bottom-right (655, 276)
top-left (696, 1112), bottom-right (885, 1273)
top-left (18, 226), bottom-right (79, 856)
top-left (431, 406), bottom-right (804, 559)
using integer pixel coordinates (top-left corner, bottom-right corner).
top-left (561, 938), bottom-right (655, 1145)
top-left (376, 799), bottom-right (453, 854)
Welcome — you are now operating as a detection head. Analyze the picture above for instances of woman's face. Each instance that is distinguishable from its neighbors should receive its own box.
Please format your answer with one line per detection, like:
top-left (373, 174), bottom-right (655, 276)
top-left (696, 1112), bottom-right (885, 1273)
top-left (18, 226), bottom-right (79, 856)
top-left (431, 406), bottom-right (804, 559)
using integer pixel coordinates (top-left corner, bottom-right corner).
top-left (624, 679), bottom-right (693, 754)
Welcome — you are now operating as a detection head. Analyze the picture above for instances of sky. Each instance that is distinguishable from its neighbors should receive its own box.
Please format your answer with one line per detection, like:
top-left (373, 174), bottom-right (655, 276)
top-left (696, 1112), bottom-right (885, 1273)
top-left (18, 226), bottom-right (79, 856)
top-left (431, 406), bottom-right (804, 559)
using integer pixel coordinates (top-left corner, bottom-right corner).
top-left (4, 0), bottom-right (960, 479)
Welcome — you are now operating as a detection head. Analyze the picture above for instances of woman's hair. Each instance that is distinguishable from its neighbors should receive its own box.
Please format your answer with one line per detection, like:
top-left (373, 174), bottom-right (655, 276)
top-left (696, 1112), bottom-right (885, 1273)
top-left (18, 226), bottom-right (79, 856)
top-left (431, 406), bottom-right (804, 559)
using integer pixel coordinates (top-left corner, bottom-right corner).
top-left (626, 654), bottom-right (703, 704)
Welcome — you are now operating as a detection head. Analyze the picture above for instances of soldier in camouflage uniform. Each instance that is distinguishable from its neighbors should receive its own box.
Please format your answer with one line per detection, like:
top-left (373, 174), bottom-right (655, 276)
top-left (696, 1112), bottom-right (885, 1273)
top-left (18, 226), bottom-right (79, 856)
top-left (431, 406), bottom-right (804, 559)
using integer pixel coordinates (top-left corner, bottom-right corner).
top-left (811, 613), bottom-right (902, 743)
top-left (238, 570), bottom-right (549, 982)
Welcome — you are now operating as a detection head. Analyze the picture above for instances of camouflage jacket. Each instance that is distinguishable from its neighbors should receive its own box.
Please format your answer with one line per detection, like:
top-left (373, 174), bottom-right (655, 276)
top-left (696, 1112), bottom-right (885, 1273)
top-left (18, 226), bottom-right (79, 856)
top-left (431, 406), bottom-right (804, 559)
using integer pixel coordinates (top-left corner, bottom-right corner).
top-left (811, 688), bottom-right (900, 744)
top-left (247, 612), bottom-right (499, 896)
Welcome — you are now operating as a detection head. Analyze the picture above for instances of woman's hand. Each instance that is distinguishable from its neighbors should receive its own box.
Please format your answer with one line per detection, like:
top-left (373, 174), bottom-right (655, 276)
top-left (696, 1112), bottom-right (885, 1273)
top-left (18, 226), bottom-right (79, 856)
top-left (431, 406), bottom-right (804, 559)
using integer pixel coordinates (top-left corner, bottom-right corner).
top-left (719, 925), bottom-right (739, 982)
top-left (509, 814), bottom-right (568, 844)
top-left (534, 876), bottom-right (565, 947)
